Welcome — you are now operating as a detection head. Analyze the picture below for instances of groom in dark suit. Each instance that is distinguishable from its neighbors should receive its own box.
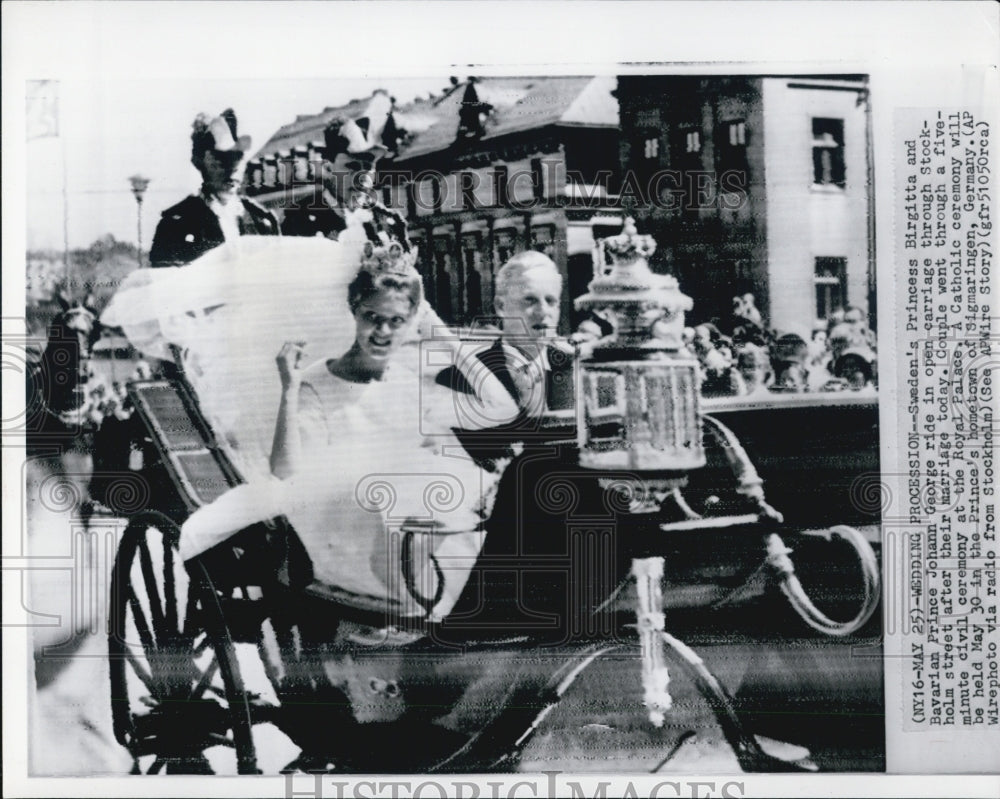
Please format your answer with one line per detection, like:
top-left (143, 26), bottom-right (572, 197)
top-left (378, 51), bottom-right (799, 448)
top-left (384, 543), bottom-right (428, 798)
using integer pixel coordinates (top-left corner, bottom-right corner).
top-left (487, 249), bottom-right (576, 417)
top-left (436, 252), bottom-right (628, 642)
top-left (436, 250), bottom-right (575, 448)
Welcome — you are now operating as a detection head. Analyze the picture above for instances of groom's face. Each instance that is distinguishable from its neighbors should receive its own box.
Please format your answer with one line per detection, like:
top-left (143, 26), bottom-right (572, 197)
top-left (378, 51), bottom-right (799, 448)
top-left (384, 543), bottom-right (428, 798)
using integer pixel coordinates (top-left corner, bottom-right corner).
top-left (495, 267), bottom-right (562, 344)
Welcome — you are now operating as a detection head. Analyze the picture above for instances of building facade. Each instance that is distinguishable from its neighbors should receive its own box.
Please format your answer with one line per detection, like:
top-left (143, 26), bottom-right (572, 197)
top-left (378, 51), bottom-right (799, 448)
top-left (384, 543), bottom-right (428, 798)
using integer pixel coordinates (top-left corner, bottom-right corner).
top-left (247, 78), bottom-right (623, 332)
top-left (242, 93), bottom-right (443, 215)
top-left (390, 77), bottom-right (623, 332)
top-left (616, 75), bottom-right (873, 336)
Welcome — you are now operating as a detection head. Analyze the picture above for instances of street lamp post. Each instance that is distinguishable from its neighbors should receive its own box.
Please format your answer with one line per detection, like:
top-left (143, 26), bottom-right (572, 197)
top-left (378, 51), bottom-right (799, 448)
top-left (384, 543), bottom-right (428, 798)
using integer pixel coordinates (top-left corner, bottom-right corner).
top-left (128, 175), bottom-right (151, 267)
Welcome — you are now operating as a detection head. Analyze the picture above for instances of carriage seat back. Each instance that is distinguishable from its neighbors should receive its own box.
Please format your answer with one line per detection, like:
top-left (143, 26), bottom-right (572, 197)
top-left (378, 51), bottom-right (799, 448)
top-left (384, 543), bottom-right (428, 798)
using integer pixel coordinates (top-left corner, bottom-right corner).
top-left (128, 379), bottom-right (244, 514)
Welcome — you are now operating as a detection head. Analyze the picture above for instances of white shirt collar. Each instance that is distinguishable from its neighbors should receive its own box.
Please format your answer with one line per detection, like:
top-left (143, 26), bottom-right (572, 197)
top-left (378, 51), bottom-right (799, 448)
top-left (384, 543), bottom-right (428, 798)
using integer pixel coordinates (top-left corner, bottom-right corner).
top-left (502, 342), bottom-right (550, 374)
top-left (202, 192), bottom-right (243, 242)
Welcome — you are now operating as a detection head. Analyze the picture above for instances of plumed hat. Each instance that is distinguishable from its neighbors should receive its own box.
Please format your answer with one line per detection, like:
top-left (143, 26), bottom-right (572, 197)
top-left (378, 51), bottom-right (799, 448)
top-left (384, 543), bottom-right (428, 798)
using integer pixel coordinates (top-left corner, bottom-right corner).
top-left (191, 108), bottom-right (252, 159)
top-left (324, 90), bottom-right (398, 161)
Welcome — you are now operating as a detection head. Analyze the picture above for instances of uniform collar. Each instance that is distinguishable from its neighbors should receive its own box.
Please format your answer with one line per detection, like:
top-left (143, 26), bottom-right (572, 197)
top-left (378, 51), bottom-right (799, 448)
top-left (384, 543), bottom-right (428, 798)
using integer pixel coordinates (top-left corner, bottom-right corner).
top-left (200, 189), bottom-right (243, 215)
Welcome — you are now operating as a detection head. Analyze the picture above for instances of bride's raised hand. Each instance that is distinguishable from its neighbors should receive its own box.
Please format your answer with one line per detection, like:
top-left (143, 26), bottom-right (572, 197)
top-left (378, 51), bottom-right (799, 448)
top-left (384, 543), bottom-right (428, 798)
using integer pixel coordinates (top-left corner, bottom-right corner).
top-left (276, 341), bottom-right (308, 390)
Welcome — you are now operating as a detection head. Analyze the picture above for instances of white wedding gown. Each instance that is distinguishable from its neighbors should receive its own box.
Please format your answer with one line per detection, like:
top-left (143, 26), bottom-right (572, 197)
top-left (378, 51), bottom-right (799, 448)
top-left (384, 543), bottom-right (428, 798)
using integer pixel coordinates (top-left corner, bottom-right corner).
top-left (102, 235), bottom-right (519, 619)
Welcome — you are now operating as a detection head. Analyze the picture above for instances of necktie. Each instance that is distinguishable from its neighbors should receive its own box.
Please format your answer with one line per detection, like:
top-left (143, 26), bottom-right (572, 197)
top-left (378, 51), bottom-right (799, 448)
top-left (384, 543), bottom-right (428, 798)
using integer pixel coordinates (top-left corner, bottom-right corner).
top-left (511, 361), bottom-right (546, 416)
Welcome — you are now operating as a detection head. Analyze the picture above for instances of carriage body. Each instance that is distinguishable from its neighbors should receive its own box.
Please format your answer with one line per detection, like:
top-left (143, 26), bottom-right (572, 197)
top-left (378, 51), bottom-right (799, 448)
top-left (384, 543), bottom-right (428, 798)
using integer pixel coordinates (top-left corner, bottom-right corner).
top-left (110, 376), bottom-right (633, 774)
top-left (107, 365), bottom-right (880, 775)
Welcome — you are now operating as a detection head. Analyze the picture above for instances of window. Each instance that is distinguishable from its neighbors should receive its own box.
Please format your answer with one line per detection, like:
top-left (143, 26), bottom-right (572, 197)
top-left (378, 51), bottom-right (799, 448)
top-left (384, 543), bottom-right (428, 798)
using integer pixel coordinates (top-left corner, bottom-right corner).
top-left (413, 237), bottom-right (435, 302)
top-left (433, 238), bottom-right (453, 319)
top-left (248, 161), bottom-right (263, 191)
top-left (812, 118), bottom-right (845, 188)
top-left (276, 153), bottom-right (293, 188)
top-left (815, 257), bottom-right (847, 321)
top-left (406, 180), bottom-right (418, 218)
top-left (632, 132), bottom-right (662, 197)
top-left (684, 129), bottom-right (701, 154)
top-left (587, 372), bottom-right (626, 418)
top-left (262, 156), bottom-right (277, 189)
top-left (715, 120), bottom-right (748, 177)
top-left (530, 158), bottom-right (545, 202)
top-left (531, 225), bottom-right (554, 258)
top-left (495, 229), bottom-right (515, 266)
top-left (460, 172), bottom-right (478, 210)
top-left (728, 121), bottom-right (746, 146)
top-left (307, 145), bottom-right (321, 180)
top-left (293, 148), bottom-right (309, 182)
top-left (672, 126), bottom-right (704, 214)
top-left (494, 165), bottom-right (510, 207)
top-left (431, 176), bottom-right (443, 213)
top-left (461, 233), bottom-right (483, 320)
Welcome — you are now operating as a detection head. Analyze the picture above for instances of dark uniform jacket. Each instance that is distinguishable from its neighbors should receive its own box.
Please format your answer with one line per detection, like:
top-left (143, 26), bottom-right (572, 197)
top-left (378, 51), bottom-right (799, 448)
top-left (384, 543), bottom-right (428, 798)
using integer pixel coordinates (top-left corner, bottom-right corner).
top-left (280, 190), bottom-right (349, 239)
top-left (435, 338), bottom-right (576, 468)
top-left (281, 190), bottom-right (410, 246)
top-left (437, 338), bottom-right (629, 640)
top-left (149, 194), bottom-right (279, 267)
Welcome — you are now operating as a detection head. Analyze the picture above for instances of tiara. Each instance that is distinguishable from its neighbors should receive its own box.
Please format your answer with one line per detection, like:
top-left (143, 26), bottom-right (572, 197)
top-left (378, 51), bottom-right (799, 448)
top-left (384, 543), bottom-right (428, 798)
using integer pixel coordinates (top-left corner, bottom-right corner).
top-left (360, 240), bottom-right (420, 279)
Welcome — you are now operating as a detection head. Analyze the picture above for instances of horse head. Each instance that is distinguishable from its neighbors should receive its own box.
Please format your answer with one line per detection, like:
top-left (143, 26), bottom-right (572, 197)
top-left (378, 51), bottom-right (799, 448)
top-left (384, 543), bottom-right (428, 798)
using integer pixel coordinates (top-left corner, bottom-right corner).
top-left (37, 293), bottom-right (103, 418)
top-left (51, 292), bottom-right (101, 350)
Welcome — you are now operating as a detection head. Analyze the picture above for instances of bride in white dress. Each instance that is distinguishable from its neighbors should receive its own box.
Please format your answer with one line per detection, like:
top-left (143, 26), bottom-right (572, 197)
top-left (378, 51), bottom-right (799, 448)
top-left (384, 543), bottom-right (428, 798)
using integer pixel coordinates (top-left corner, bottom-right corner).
top-left (102, 235), bottom-right (520, 620)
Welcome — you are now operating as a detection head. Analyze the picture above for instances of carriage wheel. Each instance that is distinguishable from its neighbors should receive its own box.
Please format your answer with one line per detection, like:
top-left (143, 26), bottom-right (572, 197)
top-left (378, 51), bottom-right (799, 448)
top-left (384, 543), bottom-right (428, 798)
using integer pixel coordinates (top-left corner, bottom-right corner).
top-left (108, 510), bottom-right (259, 774)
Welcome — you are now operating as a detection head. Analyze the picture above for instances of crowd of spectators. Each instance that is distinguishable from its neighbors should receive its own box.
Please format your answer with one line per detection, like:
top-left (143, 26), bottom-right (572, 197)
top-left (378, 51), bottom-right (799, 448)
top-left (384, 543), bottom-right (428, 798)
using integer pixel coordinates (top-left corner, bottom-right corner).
top-left (687, 295), bottom-right (878, 398)
top-left (77, 359), bottom-right (151, 429)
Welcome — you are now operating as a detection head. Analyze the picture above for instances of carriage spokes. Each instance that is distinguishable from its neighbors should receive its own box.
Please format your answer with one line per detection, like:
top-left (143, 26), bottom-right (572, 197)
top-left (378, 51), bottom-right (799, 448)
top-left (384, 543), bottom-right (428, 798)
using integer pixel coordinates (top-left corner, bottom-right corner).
top-left (107, 514), bottom-right (874, 775)
top-left (109, 510), bottom-right (262, 774)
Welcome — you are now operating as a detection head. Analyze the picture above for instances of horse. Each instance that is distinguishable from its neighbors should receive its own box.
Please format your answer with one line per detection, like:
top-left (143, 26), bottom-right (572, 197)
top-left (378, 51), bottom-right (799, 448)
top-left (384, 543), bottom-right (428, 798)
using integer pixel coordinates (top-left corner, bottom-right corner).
top-left (25, 295), bottom-right (103, 521)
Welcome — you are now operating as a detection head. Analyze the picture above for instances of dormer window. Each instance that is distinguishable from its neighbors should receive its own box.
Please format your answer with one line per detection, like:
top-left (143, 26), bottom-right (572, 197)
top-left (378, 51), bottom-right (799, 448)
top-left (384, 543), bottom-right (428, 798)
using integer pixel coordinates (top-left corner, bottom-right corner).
top-left (456, 81), bottom-right (493, 142)
top-left (262, 155), bottom-right (277, 188)
top-left (292, 147), bottom-right (309, 182)
top-left (276, 151), bottom-right (293, 187)
top-left (248, 160), bottom-right (263, 190)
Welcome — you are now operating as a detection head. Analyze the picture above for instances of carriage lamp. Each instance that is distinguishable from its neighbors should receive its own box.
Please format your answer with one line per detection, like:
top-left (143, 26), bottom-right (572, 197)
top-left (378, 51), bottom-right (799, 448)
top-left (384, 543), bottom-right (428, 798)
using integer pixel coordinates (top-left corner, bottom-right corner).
top-left (574, 217), bottom-right (704, 476)
top-left (575, 216), bottom-right (709, 726)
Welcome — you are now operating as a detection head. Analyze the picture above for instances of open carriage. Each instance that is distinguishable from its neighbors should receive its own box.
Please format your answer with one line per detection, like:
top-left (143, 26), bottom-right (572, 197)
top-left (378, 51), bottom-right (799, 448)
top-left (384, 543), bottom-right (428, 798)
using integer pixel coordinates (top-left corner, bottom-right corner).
top-left (107, 376), bottom-right (881, 776)
top-left (105, 230), bottom-right (881, 775)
